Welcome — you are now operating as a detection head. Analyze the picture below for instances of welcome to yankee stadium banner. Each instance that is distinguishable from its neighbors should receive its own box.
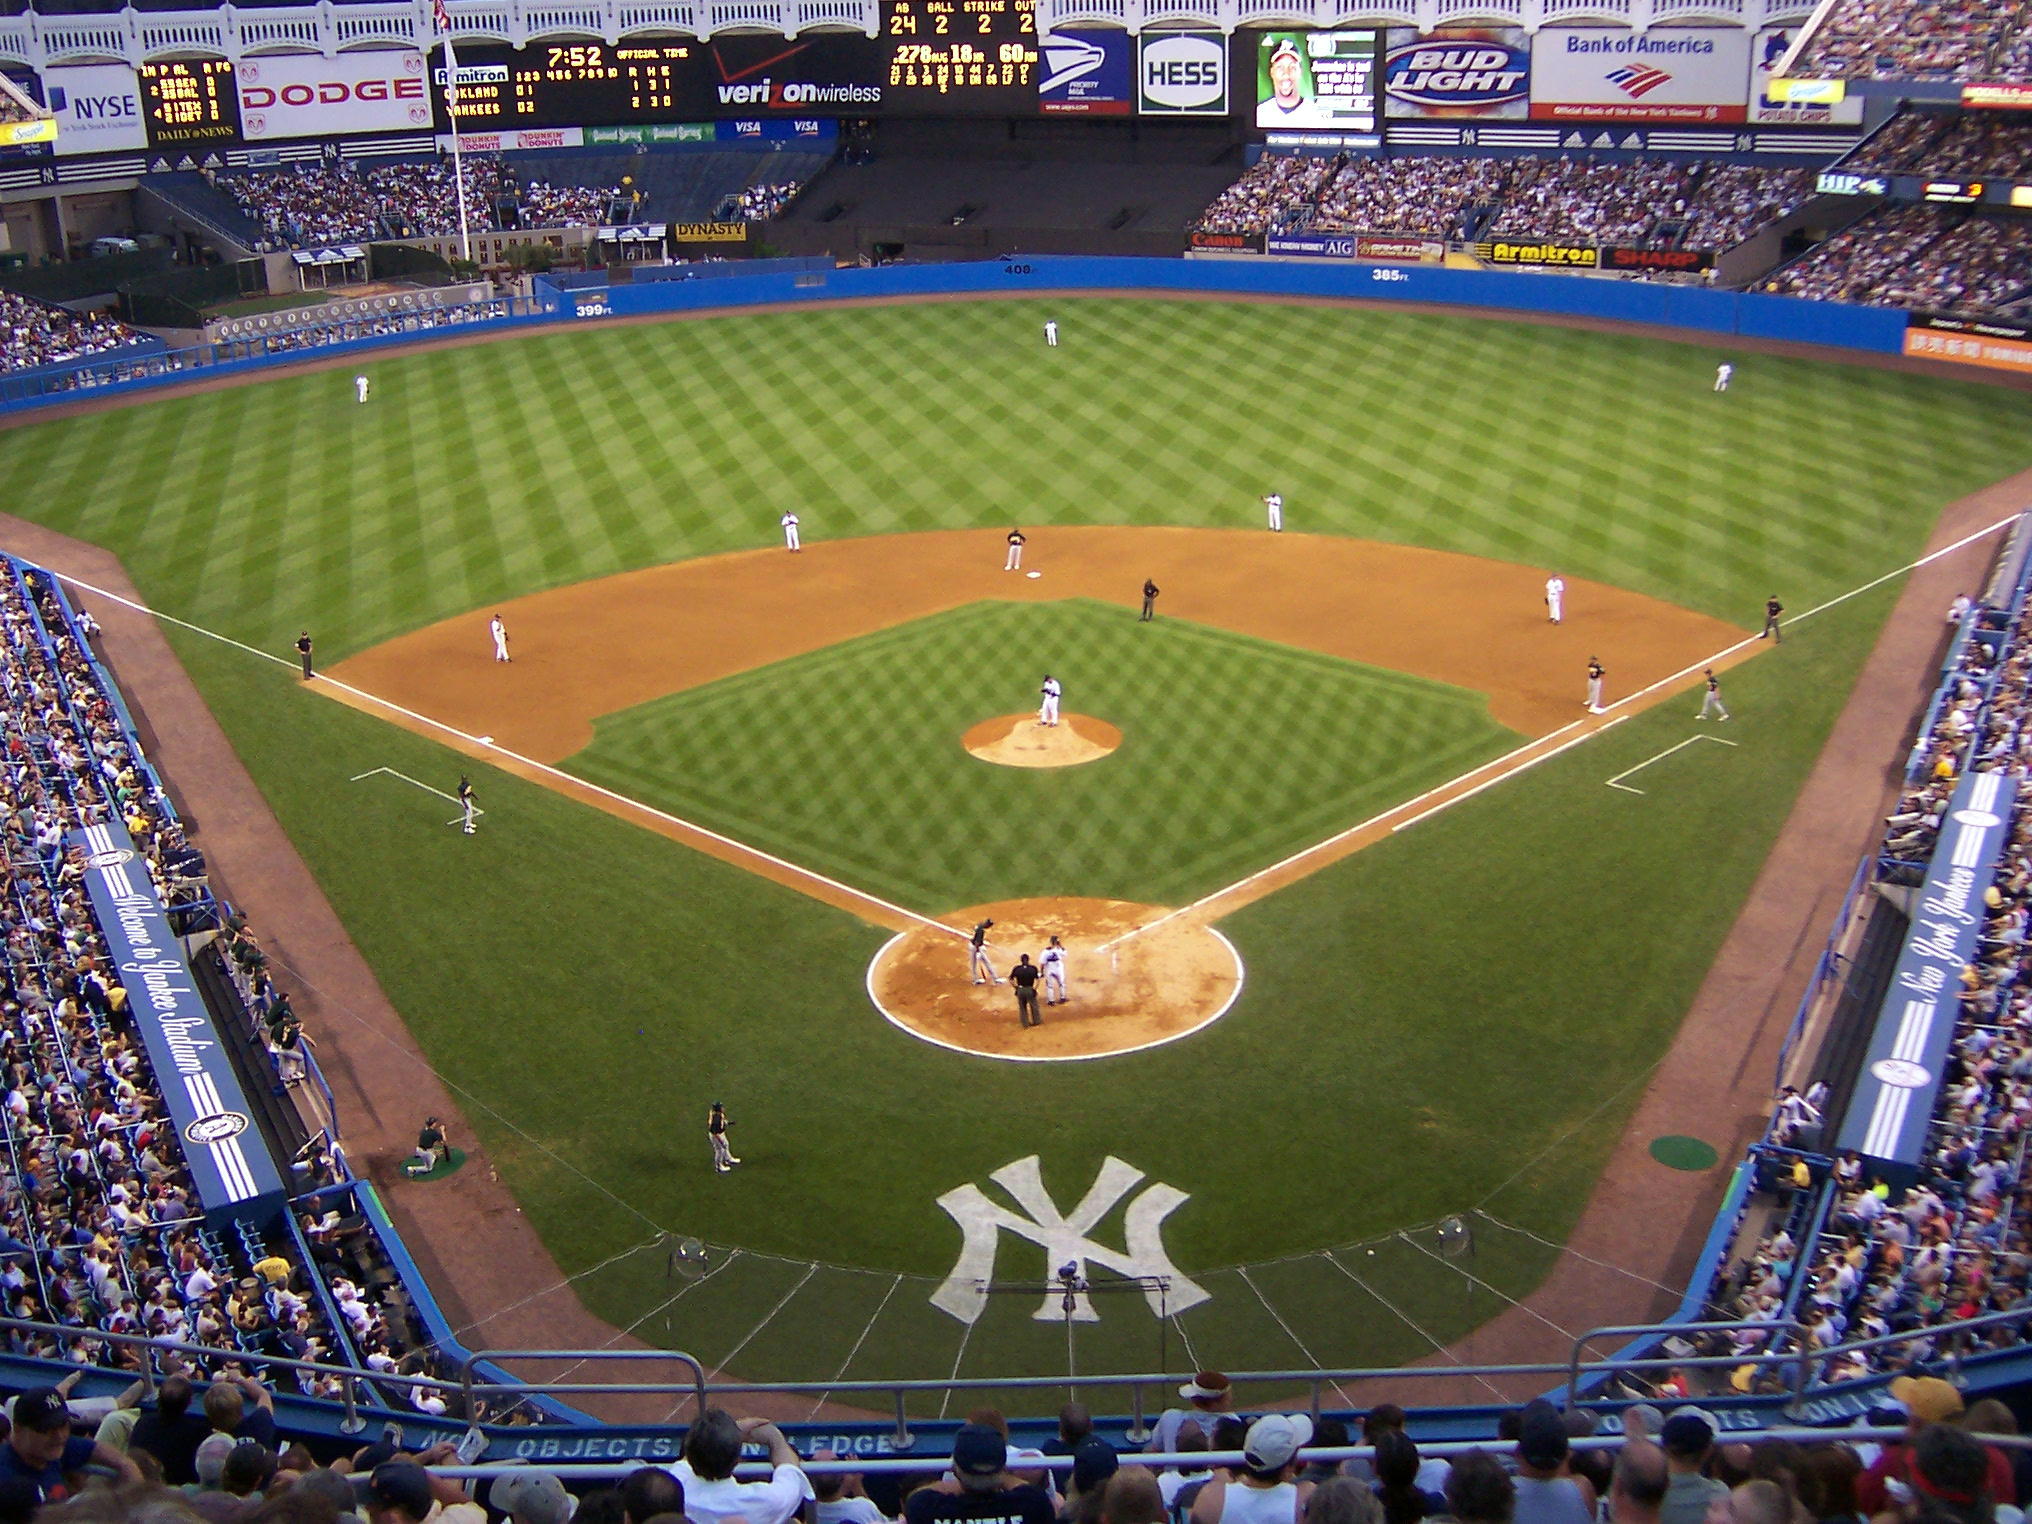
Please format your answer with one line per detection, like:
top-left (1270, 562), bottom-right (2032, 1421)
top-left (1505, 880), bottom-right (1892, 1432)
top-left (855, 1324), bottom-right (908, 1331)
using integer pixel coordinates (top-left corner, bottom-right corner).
top-left (71, 820), bottom-right (285, 1222)
top-left (1838, 770), bottom-right (2017, 1171)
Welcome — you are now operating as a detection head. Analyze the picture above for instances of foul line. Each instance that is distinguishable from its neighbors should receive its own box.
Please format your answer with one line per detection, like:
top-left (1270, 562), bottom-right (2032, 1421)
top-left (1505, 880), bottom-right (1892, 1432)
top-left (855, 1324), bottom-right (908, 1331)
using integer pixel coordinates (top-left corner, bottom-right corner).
top-left (45, 569), bottom-right (955, 941)
top-left (1604, 734), bottom-right (1738, 796)
top-left (1099, 508), bottom-right (2021, 953)
top-left (49, 508), bottom-right (2019, 957)
top-left (1393, 716), bottom-right (1627, 832)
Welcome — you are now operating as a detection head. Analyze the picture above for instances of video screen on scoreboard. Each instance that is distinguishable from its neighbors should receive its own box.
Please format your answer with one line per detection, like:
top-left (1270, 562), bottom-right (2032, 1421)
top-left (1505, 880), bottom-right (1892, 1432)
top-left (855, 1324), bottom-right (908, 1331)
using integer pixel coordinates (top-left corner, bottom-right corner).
top-left (138, 59), bottom-right (241, 146)
top-left (1254, 31), bottom-right (1378, 131)
top-left (880, 0), bottom-right (1038, 110)
top-left (440, 41), bottom-right (698, 131)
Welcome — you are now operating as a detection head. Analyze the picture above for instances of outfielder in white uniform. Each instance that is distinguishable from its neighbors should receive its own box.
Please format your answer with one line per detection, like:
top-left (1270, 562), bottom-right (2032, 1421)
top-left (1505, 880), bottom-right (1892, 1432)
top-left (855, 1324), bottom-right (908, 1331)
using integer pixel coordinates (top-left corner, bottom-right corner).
top-left (1044, 321), bottom-right (1059, 347)
top-left (355, 374), bottom-right (370, 404)
top-left (1545, 575), bottom-right (1565, 625)
top-left (1039, 675), bottom-right (1062, 727)
top-left (1042, 936), bottom-right (1068, 1005)
top-left (1714, 363), bottom-right (1733, 392)
top-left (781, 511), bottom-right (801, 552)
top-left (1264, 493), bottom-right (1283, 532)
top-left (490, 614), bottom-right (510, 662)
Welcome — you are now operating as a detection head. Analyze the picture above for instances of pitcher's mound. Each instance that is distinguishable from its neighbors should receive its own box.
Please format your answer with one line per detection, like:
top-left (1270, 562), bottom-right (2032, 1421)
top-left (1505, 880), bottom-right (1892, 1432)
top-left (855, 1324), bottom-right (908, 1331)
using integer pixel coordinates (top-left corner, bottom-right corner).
top-left (963, 714), bottom-right (1121, 768)
top-left (867, 897), bottom-right (1243, 1061)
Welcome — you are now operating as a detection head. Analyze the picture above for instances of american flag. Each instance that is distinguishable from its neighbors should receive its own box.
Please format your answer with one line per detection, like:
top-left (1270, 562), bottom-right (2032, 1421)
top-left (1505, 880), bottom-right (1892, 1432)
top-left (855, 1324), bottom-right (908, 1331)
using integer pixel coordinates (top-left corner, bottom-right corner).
top-left (433, 0), bottom-right (460, 106)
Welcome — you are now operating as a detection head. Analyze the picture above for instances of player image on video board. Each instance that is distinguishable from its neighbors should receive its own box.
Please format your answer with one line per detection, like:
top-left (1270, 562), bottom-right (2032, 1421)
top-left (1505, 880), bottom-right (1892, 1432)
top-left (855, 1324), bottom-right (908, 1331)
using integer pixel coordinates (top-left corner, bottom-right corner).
top-left (1254, 31), bottom-right (1377, 130)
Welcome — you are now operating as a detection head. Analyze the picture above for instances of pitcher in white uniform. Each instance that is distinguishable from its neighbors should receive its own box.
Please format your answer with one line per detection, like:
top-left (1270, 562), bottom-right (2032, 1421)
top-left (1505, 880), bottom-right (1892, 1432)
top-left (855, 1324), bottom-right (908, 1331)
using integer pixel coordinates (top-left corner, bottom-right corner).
top-left (1039, 675), bottom-right (1062, 727)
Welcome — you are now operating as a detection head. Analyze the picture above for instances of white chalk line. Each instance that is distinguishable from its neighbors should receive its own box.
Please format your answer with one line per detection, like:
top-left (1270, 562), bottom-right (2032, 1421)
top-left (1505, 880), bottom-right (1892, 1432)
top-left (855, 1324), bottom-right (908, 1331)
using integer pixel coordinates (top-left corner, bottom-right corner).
top-left (1099, 508), bottom-right (2022, 953)
top-left (47, 569), bottom-right (954, 941)
top-left (350, 764), bottom-right (488, 823)
top-left (1395, 716), bottom-right (1627, 831)
top-left (1604, 734), bottom-right (1738, 796)
top-left (52, 507), bottom-right (2018, 960)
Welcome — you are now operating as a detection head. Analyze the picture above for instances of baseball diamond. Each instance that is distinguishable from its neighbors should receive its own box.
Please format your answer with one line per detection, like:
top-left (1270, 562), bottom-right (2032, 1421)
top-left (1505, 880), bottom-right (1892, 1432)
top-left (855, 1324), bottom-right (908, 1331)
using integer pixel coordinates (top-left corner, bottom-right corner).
top-left (3, 292), bottom-right (2030, 1395)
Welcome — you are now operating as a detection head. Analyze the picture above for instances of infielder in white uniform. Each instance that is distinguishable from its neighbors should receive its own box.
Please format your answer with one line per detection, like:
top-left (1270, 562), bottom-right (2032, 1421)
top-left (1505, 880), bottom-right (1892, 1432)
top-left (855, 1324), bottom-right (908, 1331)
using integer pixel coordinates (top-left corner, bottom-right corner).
top-left (1264, 493), bottom-right (1283, 532)
top-left (781, 511), bottom-right (801, 551)
top-left (490, 614), bottom-right (510, 662)
top-left (1545, 575), bottom-right (1565, 625)
top-left (1042, 935), bottom-right (1068, 1005)
top-left (1714, 363), bottom-right (1733, 392)
top-left (354, 374), bottom-right (370, 404)
top-left (1044, 320), bottom-right (1059, 347)
top-left (1038, 674), bottom-right (1062, 727)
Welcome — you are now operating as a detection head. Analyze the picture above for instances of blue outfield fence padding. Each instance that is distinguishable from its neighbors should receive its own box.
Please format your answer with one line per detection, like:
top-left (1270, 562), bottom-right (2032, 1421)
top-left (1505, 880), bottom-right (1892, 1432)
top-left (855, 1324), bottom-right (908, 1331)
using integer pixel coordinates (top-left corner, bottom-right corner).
top-left (3, 253), bottom-right (1931, 418)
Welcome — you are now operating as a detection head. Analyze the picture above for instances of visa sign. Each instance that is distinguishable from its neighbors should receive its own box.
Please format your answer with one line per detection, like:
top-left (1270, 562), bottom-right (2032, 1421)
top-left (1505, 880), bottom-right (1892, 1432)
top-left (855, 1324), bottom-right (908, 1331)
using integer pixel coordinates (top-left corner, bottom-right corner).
top-left (39, 64), bottom-right (148, 155)
top-left (1139, 33), bottom-right (1227, 114)
top-left (1385, 40), bottom-right (1528, 109)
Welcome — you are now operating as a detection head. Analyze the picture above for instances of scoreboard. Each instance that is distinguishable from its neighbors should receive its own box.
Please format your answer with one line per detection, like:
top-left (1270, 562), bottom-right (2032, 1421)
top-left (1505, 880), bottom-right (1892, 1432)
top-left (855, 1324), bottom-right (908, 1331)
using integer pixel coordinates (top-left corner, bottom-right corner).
top-left (138, 59), bottom-right (241, 145)
top-left (881, 0), bottom-right (1038, 108)
top-left (443, 41), bottom-right (695, 129)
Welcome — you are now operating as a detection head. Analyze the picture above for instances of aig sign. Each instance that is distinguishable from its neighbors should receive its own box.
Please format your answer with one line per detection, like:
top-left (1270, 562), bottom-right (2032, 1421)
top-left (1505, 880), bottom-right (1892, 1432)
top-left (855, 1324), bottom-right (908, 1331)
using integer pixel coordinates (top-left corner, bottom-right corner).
top-left (1138, 32), bottom-right (1228, 115)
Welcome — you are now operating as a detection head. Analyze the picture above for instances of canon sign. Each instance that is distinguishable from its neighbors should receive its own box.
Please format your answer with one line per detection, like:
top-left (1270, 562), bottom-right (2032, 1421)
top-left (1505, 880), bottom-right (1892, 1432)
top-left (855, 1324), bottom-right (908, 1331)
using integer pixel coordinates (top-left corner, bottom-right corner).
top-left (238, 52), bottom-right (432, 141)
top-left (1138, 33), bottom-right (1227, 115)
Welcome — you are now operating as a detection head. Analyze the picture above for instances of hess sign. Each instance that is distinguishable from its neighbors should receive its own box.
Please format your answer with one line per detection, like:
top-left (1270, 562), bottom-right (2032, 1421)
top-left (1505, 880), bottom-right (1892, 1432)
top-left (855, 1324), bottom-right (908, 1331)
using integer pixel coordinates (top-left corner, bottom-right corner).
top-left (1138, 33), bottom-right (1226, 114)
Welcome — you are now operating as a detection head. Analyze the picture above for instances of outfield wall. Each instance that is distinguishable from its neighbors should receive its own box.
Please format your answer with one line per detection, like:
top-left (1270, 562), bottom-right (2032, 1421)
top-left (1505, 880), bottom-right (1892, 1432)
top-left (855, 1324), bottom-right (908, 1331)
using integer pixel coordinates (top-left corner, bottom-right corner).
top-left (0, 252), bottom-right (1940, 414)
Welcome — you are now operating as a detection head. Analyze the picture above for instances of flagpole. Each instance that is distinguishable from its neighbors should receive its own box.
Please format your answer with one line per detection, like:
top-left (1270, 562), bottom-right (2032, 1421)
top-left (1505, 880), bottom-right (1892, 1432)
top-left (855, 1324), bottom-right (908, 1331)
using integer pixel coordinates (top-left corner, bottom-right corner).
top-left (435, 0), bottom-right (473, 266)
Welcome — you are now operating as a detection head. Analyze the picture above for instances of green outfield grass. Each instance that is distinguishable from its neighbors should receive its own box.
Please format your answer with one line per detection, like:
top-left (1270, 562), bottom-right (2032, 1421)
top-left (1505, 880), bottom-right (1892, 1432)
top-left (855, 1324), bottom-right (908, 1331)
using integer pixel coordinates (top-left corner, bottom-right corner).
top-left (569, 600), bottom-right (1519, 908)
top-left (5, 296), bottom-right (2028, 1395)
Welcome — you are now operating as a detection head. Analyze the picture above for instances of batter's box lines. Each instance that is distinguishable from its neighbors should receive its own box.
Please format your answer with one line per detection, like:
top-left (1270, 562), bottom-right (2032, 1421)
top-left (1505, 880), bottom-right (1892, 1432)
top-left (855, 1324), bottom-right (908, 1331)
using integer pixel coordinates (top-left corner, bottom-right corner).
top-left (1604, 735), bottom-right (1739, 796)
top-left (351, 766), bottom-right (487, 827)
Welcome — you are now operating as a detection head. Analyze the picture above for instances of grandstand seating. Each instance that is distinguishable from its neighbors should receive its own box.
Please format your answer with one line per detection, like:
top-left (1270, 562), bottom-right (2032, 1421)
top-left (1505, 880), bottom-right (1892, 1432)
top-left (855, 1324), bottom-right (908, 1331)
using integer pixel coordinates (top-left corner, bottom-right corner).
top-left (0, 290), bottom-right (150, 375)
top-left (1761, 205), bottom-right (2032, 315)
top-left (1792, 0), bottom-right (2032, 81)
top-left (1193, 155), bottom-right (1815, 254)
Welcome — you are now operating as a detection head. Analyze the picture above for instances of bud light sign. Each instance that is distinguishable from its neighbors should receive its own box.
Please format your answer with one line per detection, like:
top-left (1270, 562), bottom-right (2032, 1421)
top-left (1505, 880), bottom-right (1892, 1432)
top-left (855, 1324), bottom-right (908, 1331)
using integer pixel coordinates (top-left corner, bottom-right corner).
top-left (1384, 28), bottom-right (1528, 118)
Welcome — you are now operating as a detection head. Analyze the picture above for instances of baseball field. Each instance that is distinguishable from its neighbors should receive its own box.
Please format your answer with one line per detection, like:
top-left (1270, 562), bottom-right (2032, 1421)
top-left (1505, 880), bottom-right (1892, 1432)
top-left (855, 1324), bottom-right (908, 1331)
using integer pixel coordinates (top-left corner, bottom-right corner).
top-left (6, 293), bottom-right (2030, 1403)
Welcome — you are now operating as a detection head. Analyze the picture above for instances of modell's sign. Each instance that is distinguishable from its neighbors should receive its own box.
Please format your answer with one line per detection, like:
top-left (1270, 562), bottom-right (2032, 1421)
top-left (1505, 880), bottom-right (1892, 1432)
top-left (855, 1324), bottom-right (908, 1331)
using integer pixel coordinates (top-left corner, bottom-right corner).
top-left (1475, 239), bottom-right (1597, 268)
top-left (1358, 236), bottom-right (1443, 263)
top-left (1604, 246), bottom-right (1713, 271)
top-left (239, 52), bottom-right (431, 141)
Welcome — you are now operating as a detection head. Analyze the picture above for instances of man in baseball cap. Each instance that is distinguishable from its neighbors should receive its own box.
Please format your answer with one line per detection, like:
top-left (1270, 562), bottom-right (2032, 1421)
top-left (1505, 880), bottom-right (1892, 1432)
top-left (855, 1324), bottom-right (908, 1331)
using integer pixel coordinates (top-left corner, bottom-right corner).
top-left (492, 1471), bottom-right (574, 1524)
top-left (0, 1387), bottom-right (141, 1499)
top-left (1857, 1376), bottom-right (2015, 1513)
top-left (903, 1424), bottom-right (1053, 1524)
top-left (1187, 1415), bottom-right (1313, 1524)
top-left (1148, 1371), bottom-right (1233, 1455)
top-left (1658, 1410), bottom-right (1725, 1524)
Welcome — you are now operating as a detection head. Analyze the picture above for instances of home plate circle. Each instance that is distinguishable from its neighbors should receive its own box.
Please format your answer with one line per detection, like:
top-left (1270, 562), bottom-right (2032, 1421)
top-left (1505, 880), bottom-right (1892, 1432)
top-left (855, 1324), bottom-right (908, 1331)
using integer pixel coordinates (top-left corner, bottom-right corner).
top-left (866, 897), bottom-right (1244, 1062)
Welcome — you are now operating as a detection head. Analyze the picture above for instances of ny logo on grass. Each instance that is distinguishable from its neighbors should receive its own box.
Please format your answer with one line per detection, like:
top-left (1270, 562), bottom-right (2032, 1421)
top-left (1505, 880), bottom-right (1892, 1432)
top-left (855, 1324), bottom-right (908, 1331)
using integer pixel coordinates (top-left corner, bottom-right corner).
top-left (931, 1155), bottom-right (1210, 1324)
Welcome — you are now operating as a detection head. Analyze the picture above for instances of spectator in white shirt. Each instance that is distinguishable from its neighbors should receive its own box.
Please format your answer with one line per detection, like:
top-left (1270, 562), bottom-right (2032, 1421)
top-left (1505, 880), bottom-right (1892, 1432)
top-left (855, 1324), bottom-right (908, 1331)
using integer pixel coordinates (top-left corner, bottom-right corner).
top-left (667, 1409), bottom-right (813, 1524)
top-left (813, 1452), bottom-right (888, 1524)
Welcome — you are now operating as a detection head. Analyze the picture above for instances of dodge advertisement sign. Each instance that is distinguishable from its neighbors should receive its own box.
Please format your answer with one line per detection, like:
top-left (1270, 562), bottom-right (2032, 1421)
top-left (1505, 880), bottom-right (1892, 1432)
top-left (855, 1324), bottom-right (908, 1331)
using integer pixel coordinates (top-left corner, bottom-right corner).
top-left (238, 52), bottom-right (432, 140)
top-left (1529, 27), bottom-right (1750, 123)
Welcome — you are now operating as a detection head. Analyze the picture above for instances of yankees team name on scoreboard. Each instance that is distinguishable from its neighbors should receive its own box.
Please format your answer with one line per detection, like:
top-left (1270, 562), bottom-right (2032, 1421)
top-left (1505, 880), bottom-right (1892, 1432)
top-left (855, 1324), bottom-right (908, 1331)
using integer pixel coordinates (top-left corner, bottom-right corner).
top-left (442, 41), bottom-right (694, 128)
top-left (137, 59), bottom-right (241, 145)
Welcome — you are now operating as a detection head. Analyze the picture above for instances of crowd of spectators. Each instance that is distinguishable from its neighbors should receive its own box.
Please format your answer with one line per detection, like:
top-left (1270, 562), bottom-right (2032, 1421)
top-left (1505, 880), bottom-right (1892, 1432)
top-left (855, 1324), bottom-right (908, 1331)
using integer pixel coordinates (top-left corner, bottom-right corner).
top-left (1792, 0), bottom-right (2024, 81)
top-left (0, 293), bottom-right (150, 377)
top-left (1763, 206), bottom-right (2032, 314)
top-left (215, 159), bottom-right (639, 250)
top-left (1849, 111), bottom-right (2032, 177)
top-left (1195, 155), bottom-right (1813, 252)
top-left (726, 182), bottom-right (806, 221)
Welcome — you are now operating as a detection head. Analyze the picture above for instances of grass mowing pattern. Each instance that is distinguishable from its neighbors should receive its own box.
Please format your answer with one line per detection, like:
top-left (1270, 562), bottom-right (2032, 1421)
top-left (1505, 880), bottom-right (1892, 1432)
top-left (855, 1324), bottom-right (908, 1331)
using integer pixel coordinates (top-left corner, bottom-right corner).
top-left (6, 299), bottom-right (2028, 661)
top-left (2, 298), bottom-right (2021, 1389)
top-left (569, 600), bottom-right (1520, 908)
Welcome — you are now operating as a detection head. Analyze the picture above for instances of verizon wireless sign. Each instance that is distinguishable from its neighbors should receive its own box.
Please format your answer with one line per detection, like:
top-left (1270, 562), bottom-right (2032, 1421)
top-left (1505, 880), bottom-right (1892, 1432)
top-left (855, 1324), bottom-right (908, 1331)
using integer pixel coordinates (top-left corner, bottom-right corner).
top-left (238, 52), bottom-right (432, 141)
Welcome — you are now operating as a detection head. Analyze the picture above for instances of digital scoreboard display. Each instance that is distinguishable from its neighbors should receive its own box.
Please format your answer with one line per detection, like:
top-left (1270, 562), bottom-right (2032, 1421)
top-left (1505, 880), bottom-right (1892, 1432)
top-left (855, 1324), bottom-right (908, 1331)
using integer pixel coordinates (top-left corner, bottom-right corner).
top-left (443, 41), bottom-right (696, 129)
top-left (138, 59), bottom-right (241, 145)
top-left (881, 0), bottom-right (1038, 106)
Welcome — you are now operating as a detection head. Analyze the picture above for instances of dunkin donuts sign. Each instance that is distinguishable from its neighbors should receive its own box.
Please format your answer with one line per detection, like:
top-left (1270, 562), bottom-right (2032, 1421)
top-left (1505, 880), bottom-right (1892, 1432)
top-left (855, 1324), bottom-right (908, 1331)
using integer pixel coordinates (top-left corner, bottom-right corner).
top-left (238, 52), bottom-right (432, 141)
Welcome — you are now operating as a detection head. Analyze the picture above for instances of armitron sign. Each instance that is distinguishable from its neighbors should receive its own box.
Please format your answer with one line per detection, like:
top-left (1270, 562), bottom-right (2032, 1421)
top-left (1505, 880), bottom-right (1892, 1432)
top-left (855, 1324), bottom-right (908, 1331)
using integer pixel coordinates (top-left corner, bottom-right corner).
top-left (1475, 239), bottom-right (1598, 268)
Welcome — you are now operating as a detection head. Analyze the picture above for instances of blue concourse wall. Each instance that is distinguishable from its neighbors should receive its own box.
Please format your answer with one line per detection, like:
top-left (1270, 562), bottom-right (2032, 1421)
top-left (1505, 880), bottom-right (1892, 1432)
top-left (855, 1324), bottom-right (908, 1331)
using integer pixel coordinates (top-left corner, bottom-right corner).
top-left (558, 254), bottom-right (1910, 354)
